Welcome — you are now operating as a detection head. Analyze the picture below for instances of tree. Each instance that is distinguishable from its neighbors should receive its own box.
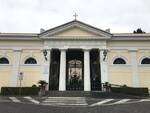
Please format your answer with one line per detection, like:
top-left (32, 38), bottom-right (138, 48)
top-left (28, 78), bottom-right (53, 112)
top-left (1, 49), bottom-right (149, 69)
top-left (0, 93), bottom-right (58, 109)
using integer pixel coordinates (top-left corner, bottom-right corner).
top-left (38, 80), bottom-right (48, 96)
top-left (133, 28), bottom-right (145, 34)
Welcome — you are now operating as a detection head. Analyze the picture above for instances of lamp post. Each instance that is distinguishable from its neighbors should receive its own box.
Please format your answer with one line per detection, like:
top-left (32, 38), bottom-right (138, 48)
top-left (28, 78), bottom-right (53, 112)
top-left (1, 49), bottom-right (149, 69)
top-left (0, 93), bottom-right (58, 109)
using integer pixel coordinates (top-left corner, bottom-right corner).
top-left (43, 49), bottom-right (48, 61)
top-left (103, 50), bottom-right (108, 61)
top-left (18, 72), bottom-right (23, 96)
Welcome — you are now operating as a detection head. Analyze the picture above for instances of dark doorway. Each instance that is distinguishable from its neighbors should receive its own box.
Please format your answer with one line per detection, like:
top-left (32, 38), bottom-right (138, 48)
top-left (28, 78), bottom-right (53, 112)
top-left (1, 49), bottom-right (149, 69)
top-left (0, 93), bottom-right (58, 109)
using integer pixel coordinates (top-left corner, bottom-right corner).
top-left (66, 49), bottom-right (84, 90)
top-left (90, 49), bottom-right (101, 90)
top-left (49, 49), bottom-right (60, 90)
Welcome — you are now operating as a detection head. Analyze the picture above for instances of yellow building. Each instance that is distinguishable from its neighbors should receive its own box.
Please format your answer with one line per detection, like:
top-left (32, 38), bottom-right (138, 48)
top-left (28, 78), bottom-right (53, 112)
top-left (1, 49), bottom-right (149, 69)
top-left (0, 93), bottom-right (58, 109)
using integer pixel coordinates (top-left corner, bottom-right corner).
top-left (0, 20), bottom-right (150, 91)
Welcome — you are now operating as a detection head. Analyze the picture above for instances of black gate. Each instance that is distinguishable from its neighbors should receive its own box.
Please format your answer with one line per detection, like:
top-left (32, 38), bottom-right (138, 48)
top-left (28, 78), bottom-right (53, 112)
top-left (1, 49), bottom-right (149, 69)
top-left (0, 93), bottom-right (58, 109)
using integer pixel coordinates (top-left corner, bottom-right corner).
top-left (66, 50), bottom-right (84, 90)
top-left (90, 50), bottom-right (101, 90)
top-left (49, 50), bottom-right (60, 90)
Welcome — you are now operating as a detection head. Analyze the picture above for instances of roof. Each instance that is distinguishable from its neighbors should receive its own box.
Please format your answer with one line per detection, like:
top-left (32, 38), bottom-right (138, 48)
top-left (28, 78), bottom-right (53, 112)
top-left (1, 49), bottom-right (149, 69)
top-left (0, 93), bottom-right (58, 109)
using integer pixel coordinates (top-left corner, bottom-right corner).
top-left (0, 20), bottom-right (150, 40)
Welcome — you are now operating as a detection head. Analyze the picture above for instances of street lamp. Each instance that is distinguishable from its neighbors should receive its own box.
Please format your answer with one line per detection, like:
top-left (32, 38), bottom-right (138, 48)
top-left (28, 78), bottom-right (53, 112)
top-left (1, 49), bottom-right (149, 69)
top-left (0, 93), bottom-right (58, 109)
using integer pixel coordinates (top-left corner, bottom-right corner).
top-left (103, 50), bottom-right (108, 61)
top-left (43, 49), bottom-right (48, 61)
top-left (18, 72), bottom-right (23, 96)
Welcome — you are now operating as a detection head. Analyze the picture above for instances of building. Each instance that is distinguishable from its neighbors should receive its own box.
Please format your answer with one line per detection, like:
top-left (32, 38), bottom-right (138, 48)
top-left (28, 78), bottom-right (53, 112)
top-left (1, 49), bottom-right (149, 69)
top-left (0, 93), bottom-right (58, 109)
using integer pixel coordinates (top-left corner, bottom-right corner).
top-left (0, 19), bottom-right (150, 91)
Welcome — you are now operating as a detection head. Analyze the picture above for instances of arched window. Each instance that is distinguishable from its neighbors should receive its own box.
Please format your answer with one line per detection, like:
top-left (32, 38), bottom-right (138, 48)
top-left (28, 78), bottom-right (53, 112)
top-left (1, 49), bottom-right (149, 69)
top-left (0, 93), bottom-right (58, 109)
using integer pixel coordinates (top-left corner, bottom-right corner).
top-left (0, 57), bottom-right (9, 64)
top-left (113, 58), bottom-right (126, 64)
top-left (141, 58), bottom-right (150, 64)
top-left (24, 57), bottom-right (37, 64)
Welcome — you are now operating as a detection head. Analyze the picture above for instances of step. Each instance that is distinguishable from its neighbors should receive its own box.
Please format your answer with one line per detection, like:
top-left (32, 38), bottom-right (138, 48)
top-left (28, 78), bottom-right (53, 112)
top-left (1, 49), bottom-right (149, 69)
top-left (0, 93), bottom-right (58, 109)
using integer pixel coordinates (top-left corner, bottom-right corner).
top-left (45, 91), bottom-right (143, 99)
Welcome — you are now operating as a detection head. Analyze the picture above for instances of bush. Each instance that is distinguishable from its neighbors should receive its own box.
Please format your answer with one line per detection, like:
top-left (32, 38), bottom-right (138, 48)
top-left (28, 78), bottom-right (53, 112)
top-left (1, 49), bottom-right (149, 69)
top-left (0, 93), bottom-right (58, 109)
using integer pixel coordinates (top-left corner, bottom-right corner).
top-left (1, 87), bottom-right (40, 96)
top-left (111, 86), bottom-right (149, 96)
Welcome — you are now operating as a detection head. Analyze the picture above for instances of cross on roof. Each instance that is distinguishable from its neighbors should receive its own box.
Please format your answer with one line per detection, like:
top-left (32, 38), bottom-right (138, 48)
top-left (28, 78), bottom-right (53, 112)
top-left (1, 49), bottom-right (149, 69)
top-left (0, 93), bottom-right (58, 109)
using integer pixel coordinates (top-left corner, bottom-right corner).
top-left (73, 13), bottom-right (78, 20)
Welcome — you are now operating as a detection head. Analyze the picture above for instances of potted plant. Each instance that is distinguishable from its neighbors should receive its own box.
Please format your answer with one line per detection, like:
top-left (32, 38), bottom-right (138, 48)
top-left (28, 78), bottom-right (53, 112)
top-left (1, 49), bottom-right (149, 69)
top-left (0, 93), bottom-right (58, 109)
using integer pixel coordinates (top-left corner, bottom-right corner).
top-left (38, 80), bottom-right (48, 96)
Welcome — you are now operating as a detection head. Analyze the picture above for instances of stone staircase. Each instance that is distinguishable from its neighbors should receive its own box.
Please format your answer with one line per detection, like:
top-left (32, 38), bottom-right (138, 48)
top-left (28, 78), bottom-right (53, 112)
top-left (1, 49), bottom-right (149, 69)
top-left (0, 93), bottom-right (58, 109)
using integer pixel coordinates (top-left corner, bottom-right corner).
top-left (45, 91), bottom-right (143, 99)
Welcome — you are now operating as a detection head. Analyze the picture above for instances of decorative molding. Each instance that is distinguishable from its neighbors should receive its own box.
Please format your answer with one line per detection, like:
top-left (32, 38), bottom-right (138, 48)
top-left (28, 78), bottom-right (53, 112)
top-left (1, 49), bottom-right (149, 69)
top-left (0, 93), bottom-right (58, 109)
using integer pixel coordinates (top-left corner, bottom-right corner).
top-left (0, 55), bottom-right (12, 65)
top-left (45, 40), bottom-right (107, 49)
top-left (139, 56), bottom-right (150, 65)
top-left (22, 55), bottom-right (40, 65)
top-left (39, 20), bottom-right (112, 38)
top-left (111, 56), bottom-right (128, 65)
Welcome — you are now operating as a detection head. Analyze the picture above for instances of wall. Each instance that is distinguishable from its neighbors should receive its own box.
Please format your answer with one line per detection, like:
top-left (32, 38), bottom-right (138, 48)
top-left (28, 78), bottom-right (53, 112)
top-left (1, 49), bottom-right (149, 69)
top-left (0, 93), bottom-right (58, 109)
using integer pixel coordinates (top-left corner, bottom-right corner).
top-left (107, 40), bottom-right (150, 89)
top-left (0, 40), bottom-right (44, 90)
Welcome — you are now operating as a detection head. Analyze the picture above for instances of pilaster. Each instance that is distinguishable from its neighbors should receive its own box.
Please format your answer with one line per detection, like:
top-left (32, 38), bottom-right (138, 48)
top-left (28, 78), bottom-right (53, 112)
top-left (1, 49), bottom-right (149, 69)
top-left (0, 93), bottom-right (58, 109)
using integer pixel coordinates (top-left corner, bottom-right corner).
top-left (129, 49), bottom-right (139, 87)
top-left (11, 49), bottom-right (22, 87)
top-left (100, 50), bottom-right (108, 83)
top-left (42, 49), bottom-right (51, 90)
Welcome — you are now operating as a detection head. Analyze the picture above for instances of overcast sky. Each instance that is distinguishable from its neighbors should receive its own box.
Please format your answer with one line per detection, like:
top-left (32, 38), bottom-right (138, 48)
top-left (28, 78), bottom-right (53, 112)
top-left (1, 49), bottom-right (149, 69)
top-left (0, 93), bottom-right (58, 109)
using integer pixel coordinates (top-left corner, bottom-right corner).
top-left (0, 0), bottom-right (150, 33)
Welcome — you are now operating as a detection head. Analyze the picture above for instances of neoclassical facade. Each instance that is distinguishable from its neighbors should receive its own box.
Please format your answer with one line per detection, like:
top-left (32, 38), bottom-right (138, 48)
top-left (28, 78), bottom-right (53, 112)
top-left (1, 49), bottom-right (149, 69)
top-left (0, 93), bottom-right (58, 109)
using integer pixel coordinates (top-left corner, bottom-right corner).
top-left (0, 20), bottom-right (150, 91)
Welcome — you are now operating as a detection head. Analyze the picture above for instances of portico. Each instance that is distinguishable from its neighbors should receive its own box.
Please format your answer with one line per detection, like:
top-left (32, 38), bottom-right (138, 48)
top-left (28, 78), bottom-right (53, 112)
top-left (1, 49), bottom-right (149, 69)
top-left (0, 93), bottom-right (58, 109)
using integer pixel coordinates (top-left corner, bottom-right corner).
top-left (43, 47), bottom-right (108, 91)
top-left (40, 20), bottom-right (111, 91)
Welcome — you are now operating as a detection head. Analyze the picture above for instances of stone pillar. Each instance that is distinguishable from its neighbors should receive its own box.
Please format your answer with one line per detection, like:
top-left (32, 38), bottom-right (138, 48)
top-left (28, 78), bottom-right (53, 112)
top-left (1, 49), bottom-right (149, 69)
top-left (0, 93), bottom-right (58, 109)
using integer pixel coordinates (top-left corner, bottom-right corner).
top-left (129, 50), bottom-right (139, 87)
top-left (84, 49), bottom-right (91, 91)
top-left (100, 50), bottom-right (108, 84)
top-left (43, 49), bottom-right (51, 90)
top-left (59, 49), bottom-right (66, 91)
top-left (11, 49), bottom-right (22, 87)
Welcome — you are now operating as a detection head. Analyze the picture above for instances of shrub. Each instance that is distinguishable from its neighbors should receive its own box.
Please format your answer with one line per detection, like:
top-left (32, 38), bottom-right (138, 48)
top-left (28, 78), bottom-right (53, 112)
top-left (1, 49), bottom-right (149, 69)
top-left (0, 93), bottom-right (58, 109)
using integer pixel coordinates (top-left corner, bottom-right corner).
top-left (1, 87), bottom-right (40, 96)
top-left (111, 86), bottom-right (149, 96)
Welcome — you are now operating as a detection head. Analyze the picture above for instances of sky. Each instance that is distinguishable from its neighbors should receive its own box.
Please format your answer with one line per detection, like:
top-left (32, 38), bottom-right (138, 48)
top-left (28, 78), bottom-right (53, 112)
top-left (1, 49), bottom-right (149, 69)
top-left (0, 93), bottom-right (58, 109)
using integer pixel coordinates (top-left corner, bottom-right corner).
top-left (0, 0), bottom-right (150, 33)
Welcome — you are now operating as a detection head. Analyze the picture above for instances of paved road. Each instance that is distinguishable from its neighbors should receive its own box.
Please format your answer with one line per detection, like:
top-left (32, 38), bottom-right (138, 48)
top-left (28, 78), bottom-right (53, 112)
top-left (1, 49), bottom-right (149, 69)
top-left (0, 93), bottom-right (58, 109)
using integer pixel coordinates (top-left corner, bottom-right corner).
top-left (0, 101), bottom-right (150, 113)
top-left (6, 96), bottom-right (150, 107)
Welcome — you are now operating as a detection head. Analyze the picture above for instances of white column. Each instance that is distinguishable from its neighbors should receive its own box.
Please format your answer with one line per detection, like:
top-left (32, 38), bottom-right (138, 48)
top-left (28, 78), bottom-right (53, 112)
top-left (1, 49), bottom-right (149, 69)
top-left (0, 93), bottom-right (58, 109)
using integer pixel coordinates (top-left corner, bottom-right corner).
top-left (11, 49), bottom-right (21, 87)
top-left (43, 49), bottom-right (51, 90)
top-left (84, 49), bottom-right (91, 91)
top-left (129, 50), bottom-right (139, 87)
top-left (100, 50), bottom-right (108, 83)
top-left (59, 49), bottom-right (66, 91)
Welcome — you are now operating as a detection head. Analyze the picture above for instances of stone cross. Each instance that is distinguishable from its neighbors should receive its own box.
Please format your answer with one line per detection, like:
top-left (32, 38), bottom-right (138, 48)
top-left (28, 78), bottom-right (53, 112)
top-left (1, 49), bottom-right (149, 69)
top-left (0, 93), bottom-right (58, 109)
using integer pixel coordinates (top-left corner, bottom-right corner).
top-left (73, 13), bottom-right (78, 20)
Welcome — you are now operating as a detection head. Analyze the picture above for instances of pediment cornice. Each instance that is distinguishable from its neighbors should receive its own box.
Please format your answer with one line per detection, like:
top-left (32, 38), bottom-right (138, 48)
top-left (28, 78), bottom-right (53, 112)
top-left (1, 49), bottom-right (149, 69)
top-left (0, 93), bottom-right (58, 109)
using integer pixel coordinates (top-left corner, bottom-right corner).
top-left (39, 20), bottom-right (112, 39)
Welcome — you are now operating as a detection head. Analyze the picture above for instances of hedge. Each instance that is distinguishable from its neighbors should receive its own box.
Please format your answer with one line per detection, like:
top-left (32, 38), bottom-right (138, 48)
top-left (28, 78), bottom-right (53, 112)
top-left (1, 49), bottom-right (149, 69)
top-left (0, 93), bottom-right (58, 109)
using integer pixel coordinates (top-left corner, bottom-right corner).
top-left (111, 86), bottom-right (149, 96)
top-left (1, 87), bottom-right (40, 96)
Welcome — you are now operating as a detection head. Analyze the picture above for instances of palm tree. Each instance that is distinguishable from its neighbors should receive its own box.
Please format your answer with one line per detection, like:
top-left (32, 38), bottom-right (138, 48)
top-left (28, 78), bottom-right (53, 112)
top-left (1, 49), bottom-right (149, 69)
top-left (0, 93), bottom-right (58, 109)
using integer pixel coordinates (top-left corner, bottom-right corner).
top-left (38, 80), bottom-right (48, 96)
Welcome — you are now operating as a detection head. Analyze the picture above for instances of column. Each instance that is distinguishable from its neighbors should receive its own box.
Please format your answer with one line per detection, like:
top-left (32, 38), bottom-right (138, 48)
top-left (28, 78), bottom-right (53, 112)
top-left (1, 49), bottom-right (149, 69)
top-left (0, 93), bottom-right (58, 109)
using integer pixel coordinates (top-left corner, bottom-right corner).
top-left (129, 50), bottom-right (139, 87)
top-left (59, 49), bottom-right (66, 91)
top-left (43, 49), bottom-right (51, 90)
top-left (11, 49), bottom-right (22, 87)
top-left (100, 50), bottom-right (108, 83)
top-left (84, 49), bottom-right (91, 91)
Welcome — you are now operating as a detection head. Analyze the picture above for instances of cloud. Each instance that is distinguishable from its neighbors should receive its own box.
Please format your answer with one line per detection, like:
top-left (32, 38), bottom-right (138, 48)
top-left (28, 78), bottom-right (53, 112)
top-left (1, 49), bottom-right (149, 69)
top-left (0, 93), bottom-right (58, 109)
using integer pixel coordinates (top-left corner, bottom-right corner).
top-left (0, 0), bottom-right (149, 33)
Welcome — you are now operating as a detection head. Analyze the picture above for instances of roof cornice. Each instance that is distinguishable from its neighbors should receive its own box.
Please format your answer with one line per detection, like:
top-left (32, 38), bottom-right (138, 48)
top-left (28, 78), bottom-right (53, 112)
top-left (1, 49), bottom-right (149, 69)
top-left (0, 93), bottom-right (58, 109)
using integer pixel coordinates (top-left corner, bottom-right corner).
top-left (112, 33), bottom-right (150, 40)
top-left (0, 33), bottom-right (40, 40)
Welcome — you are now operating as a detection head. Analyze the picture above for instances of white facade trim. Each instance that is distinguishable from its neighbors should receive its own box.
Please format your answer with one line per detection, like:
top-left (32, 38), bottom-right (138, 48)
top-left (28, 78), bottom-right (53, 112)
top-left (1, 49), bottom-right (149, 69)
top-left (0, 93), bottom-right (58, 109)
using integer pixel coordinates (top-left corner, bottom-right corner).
top-left (100, 50), bottom-right (108, 83)
top-left (22, 55), bottom-right (40, 65)
top-left (42, 49), bottom-right (51, 90)
top-left (0, 55), bottom-right (12, 65)
top-left (11, 50), bottom-right (22, 87)
top-left (139, 56), bottom-right (150, 65)
top-left (112, 56), bottom-right (128, 65)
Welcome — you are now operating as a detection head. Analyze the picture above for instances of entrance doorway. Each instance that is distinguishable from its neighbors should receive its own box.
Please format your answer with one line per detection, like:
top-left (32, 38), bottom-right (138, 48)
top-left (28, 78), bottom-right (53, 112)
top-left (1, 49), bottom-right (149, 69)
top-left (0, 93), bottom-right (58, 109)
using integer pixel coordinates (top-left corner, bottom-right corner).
top-left (66, 49), bottom-right (84, 90)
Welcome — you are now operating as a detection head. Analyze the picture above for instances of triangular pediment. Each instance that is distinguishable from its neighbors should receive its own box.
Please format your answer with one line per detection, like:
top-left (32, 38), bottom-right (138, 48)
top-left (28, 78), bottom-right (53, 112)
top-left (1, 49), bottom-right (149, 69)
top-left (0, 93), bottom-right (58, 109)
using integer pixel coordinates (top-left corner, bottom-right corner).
top-left (54, 27), bottom-right (100, 37)
top-left (39, 20), bottom-right (112, 39)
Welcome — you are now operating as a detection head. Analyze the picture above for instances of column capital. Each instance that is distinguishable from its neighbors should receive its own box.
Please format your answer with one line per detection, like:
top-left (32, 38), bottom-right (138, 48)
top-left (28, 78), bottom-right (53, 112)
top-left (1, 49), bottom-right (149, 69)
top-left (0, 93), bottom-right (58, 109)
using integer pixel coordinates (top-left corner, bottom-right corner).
top-left (59, 48), bottom-right (67, 51)
top-left (83, 48), bottom-right (91, 51)
top-left (13, 48), bottom-right (22, 52)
